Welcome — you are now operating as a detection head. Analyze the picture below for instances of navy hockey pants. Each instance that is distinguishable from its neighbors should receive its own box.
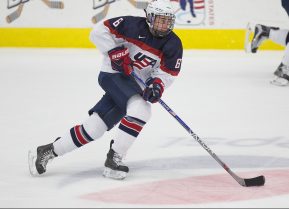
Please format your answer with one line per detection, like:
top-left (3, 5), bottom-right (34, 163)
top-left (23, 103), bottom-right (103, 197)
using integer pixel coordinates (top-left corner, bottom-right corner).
top-left (89, 72), bottom-right (142, 130)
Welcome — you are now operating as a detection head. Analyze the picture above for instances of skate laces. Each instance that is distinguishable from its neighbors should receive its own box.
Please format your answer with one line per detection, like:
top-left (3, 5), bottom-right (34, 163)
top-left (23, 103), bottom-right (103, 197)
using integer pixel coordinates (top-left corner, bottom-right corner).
top-left (113, 152), bottom-right (124, 166)
top-left (281, 65), bottom-right (289, 75)
top-left (39, 149), bottom-right (54, 167)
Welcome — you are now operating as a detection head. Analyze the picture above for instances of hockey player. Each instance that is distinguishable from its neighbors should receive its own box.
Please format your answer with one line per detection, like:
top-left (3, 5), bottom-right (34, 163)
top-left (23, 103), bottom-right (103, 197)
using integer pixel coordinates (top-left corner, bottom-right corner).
top-left (246, 0), bottom-right (289, 86)
top-left (180, 0), bottom-right (196, 17)
top-left (28, 0), bottom-right (183, 180)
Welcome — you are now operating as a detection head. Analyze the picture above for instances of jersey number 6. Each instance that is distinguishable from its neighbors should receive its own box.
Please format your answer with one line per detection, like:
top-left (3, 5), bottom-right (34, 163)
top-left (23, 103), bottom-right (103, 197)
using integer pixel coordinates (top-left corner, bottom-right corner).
top-left (175, 59), bottom-right (182, 69)
top-left (113, 18), bottom-right (124, 27)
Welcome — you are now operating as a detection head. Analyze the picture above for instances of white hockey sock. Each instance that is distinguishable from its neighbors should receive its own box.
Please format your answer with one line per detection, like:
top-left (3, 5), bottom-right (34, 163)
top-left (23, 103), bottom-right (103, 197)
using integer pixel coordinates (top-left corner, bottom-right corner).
top-left (82, 113), bottom-right (108, 140)
top-left (53, 113), bottom-right (108, 156)
top-left (112, 95), bottom-right (151, 156)
top-left (269, 29), bottom-right (289, 46)
top-left (112, 116), bottom-right (146, 155)
top-left (112, 130), bottom-right (135, 156)
top-left (53, 131), bottom-right (77, 156)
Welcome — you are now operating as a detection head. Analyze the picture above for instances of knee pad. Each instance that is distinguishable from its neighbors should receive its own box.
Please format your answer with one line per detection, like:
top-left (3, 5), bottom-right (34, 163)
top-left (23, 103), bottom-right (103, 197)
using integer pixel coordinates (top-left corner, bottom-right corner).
top-left (126, 95), bottom-right (151, 123)
top-left (82, 113), bottom-right (108, 140)
top-left (89, 94), bottom-right (126, 131)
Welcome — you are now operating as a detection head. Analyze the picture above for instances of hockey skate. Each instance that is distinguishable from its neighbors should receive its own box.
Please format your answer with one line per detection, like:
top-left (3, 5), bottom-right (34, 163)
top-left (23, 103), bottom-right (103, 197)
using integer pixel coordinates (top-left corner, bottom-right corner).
top-left (270, 63), bottom-right (289, 86)
top-left (103, 140), bottom-right (129, 180)
top-left (28, 143), bottom-right (57, 176)
top-left (245, 23), bottom-right (279, 53)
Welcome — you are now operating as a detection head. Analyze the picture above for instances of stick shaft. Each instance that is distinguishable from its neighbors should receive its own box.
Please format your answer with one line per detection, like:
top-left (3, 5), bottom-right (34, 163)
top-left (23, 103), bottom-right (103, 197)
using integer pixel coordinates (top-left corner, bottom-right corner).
top-left (131, 71), bottom-right (247, 186)
top-left (128, 0), bottom-right (148, 9)
top-left (41, 0), bottom-right (64, 9)
top-left (92, 4), bottom-right (110, 24)
top-left (6, 3), bottom-right (24, 23)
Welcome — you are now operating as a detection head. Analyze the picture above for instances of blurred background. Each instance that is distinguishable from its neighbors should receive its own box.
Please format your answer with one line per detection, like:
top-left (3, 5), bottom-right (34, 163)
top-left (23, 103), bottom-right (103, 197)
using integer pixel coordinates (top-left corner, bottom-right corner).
top-left (0, 0), bottom-right (287, 49)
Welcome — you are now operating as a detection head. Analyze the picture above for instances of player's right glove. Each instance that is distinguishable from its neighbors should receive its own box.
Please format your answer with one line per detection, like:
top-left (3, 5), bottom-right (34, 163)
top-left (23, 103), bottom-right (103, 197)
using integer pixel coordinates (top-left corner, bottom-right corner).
top-left (108, 46), bottom-right (133, 76)
top-left (143, 77), bottom-right (164, 103)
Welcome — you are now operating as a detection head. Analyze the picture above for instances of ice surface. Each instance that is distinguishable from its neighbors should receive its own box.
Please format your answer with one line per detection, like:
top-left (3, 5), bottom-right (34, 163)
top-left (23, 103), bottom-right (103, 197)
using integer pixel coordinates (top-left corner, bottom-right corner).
top-left (0, 48), bottom-right (288, 208)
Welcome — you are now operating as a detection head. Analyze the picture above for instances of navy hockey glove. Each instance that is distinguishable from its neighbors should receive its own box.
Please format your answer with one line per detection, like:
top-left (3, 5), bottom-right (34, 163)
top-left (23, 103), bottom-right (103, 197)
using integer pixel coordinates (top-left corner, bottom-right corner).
top-left (143, 77), bottom-right (164, 103)
top-left (108, 46), bottom-right (133, 76)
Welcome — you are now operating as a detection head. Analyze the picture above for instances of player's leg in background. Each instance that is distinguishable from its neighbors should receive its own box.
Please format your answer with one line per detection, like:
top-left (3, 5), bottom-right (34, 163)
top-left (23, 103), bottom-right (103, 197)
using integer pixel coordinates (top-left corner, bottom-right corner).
top-left (265, 28), bottom-right (289, 85)
top-left (249, 0), bottom-right (289, 53)
top-left (188, 0), bottom-right (196, 17)
top-left (271, 46), bottom-right (289, 86)
top-left (249, 24), bottom-right (279, 53)
top-left (179, 0), bottom-right (187, 11)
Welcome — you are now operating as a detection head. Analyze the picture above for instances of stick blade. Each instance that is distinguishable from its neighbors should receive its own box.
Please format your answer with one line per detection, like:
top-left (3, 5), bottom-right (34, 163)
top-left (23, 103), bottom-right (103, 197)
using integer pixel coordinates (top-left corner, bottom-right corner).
top-left (244, 175), bottom-right (265, 187)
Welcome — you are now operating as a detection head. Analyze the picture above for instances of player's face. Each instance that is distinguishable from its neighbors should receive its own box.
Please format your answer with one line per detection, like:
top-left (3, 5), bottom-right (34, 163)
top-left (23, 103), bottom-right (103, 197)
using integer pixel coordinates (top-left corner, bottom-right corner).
top-left (153, 15), bottom-right (174, 33)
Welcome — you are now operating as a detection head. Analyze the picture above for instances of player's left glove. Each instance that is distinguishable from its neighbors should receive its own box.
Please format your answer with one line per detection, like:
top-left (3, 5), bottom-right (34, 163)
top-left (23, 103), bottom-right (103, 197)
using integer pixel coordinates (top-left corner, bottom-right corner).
top-left (143, 77), bottom-right (164, 103)
top-left (108, 46), bottom-right (133, 76)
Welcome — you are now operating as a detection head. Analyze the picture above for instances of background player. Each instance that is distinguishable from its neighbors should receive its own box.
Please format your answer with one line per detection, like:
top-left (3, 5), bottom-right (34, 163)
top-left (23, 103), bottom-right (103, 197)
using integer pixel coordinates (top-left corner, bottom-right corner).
top-left (246, 0), bottom-right (289, 86)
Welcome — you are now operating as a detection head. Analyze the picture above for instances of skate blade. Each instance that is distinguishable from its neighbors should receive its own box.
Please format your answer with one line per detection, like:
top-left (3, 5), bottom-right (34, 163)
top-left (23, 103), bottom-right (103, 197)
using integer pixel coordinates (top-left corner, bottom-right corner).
top-left (103, 167), bottom-right (127, 180)
top-left (244, 22), bottom-right (254, 53)
top-left (28, 150), bottom-right (39, 176)
top-left (270, 76), bottom-right (289, 86)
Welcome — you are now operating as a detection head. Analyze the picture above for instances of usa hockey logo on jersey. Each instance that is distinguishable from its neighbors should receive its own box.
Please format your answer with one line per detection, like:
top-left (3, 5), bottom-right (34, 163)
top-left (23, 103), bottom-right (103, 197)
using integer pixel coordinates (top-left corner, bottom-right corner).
top-left (132, 53), bottom-right (157, 70)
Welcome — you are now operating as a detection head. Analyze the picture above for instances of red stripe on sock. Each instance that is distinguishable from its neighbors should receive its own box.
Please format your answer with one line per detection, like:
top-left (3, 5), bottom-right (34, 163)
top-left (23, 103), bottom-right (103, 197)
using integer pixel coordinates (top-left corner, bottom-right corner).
top-left (121, 118), bottom-right (143, 132)
top-left (75, 125), bottom-right (88, 145)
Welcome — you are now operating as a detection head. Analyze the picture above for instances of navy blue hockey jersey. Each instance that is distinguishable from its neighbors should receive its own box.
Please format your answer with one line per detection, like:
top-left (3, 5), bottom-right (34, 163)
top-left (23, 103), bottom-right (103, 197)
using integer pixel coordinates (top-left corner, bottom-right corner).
top-left (90, 16), bottom-right (183, 89)
top-left (282, 0), bottom-right (289, 16)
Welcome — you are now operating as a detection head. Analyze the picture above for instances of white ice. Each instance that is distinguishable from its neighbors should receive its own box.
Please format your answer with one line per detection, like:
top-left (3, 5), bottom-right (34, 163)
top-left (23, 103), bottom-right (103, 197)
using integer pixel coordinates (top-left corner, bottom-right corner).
top-left (0, 48), bottom-right (288, 208)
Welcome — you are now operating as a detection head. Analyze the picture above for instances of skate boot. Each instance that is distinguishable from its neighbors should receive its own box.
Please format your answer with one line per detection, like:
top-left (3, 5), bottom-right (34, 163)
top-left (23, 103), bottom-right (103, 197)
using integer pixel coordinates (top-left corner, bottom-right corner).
top-left (271, 63), bottom-right (289, 86)
top-left (250, 24), bottom-right (279, 53)
top-left (103, 140), bottom-right (129, 180)
top-left (28, 142), bottom-right (57, 176)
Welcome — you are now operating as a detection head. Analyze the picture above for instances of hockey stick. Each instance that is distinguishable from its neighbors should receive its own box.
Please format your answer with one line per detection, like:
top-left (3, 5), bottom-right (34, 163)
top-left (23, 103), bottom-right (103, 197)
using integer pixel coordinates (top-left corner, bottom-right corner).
top-left (128, 0), bottom-right (148, 9)
top-left (41, 0), bottom-right (64, 9)
top-left (128, 0), bottom-right (181, 12)
top-left (92, 3), bottom-right (110, 24)
top-left (93, 0), bottom-right (116, 9)
top-left (131, 71), bottom-right (265, 187)
top-left (6, 3), bottom-right (24, 23)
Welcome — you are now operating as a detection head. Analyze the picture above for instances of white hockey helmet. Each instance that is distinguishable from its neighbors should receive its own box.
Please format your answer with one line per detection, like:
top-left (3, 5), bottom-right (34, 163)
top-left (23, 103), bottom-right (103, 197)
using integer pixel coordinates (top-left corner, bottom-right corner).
top-left (145, 0), bottom-right (176, 37)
